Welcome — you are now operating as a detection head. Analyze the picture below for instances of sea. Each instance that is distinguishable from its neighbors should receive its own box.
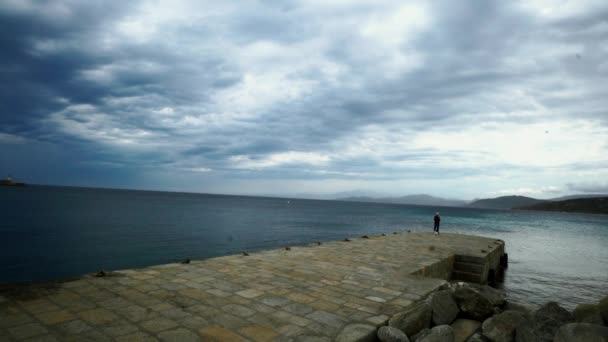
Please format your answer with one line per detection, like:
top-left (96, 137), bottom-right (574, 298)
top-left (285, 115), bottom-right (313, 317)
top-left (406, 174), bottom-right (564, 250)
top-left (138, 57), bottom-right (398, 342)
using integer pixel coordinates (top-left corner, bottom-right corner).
top-left (1, 185), bottom-right (606, 309)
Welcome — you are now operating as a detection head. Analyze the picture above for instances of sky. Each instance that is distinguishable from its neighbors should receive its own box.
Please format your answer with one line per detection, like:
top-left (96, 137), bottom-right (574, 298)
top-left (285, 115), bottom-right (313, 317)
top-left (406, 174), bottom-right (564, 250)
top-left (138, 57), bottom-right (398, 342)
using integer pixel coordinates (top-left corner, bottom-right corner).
top-left (1, 0), bottom-right (607, 200)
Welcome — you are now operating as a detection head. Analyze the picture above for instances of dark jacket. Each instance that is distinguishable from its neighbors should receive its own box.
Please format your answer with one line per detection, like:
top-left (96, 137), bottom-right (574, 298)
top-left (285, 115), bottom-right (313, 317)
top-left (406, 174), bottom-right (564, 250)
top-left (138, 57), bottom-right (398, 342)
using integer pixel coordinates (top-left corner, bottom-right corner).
top-left (434, 214), bottom-right (440, 223)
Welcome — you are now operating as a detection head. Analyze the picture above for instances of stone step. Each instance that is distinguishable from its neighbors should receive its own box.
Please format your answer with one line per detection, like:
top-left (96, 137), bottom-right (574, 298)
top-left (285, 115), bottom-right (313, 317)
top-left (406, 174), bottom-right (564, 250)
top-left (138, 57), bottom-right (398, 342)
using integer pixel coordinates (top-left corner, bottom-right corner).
top-left (451, 270), bottom-right (483, 283)
top-left (455, 255), bottom-right (485, 265)
top-left (453, 261), bottom-right (485, 274)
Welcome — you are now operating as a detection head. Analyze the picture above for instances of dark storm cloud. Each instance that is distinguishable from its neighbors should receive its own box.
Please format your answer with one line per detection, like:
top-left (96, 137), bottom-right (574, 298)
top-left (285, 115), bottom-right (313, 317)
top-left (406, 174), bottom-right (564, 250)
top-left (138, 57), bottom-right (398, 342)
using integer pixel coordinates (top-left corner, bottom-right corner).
top-left (1, 1), bottom-right (607, 196)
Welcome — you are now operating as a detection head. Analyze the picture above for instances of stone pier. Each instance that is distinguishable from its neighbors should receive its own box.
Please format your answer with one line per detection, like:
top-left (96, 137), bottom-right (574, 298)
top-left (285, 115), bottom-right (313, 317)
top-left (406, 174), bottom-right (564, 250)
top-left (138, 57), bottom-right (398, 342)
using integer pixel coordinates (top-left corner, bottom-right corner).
top-left (0, 232), bottom-right (505, 341)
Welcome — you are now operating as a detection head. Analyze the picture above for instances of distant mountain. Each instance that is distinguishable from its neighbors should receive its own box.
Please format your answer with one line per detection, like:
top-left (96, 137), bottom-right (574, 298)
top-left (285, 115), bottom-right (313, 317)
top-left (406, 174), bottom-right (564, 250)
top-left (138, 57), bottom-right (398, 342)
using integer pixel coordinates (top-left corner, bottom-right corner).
top-left (517, 197), bottom-right (608, 214)
top-left (468, 195), bottom-right (547, 210)
top-left (549, 194), bottom-right (608, 201)
top-left (337, 194), bottom-right (468, 207)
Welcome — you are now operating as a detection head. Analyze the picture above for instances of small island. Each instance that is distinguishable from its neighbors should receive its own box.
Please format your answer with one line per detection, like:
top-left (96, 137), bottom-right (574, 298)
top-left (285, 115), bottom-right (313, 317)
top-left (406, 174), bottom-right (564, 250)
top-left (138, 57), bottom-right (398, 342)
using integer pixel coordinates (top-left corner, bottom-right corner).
top-left (0, 176), bottom-right (26, 187)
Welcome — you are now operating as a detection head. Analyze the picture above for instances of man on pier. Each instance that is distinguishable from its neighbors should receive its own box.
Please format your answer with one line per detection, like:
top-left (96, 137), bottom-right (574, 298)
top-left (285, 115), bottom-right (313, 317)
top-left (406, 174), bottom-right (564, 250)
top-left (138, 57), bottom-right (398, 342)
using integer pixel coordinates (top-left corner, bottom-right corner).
top-left (433, 212), bottom-right (441, 234)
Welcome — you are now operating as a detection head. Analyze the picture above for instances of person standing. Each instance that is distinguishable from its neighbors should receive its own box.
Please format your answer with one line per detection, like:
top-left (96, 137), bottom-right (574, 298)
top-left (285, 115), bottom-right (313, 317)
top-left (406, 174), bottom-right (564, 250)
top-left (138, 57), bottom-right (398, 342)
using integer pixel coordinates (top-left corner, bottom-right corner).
top-left (433, 212), bottom-right (441, 234)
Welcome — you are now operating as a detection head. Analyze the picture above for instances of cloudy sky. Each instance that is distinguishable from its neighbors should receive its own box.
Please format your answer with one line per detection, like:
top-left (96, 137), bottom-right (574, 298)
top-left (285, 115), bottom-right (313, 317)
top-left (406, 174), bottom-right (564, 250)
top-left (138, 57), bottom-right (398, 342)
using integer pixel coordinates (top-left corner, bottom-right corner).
top-left (1, 0), bottom-right (607, 199)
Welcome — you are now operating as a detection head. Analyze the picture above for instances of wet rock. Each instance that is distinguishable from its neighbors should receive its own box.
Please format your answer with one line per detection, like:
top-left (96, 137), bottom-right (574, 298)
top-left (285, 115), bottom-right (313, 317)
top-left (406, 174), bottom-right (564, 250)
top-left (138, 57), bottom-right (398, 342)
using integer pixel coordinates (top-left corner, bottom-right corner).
top-left (389, 301), bottom-right (432, 337)
top-left (454, 287), bottom-right (494, 321)
top-left (599, 295), bottom-right (608, 325)
top-left (467, 332), bottom-right (489, 342)
top-left (573, 303), bottom-right (604, 325)
top-left (377, 326), bottom-right (410, 342)
top-left (417, 325), bottom-right (454, 342)
top-left (451, 319), bottom-right (481, 342)
top-left (554, 323), bottom-right (608, 342)
top-left (481, 310), bottom-right (525, 342)
top-left (516, 301), bottom-right (573, 342)
top-left (430, 290), bottom-right (460, 325)
top-left (474, 285), bottom-right (506, 307)
top-left (410, 328), bottom-right (430, 342)
top-left (336, 323), bottom-right (377, 342)
top-left (503, 301), bottom-right (532, 316)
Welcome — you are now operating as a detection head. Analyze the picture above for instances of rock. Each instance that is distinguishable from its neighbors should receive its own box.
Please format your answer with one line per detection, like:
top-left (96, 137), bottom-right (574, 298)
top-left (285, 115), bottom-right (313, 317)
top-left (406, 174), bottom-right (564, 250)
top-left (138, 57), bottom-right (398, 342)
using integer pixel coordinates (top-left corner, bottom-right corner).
top-left (377, 326), bottom-right (410, 342)
top-left (417, 325), bottom-right (454, 342)
top-left (430, 290), bottom-right (460, 325)
top-left (467, 332), bottom-right (489, 342)
top-left (573, 303), bottom-right (604, 325)
top-left (389, 301), bottom-right (432, 337)
top-left (336, 323), bottom-right (377, 342)
top-left (454, 287), bottom-right (494, 321)
top-left (515, 301), bottom-right (573, 342)
top-left (503, 301), bottom-right (532, 316)
top-left (599, 295), bottom-right (608, 325)
top-left (554, 323), bottom-right (608, 342)
top-left (451, 319), bottom-right (481, 342)
top-left (481, 310), bottom-right (525, 342)
top-left (410, 328), bottom-right (430, 342)
top-left (474, 285), bottom-right (506, 307)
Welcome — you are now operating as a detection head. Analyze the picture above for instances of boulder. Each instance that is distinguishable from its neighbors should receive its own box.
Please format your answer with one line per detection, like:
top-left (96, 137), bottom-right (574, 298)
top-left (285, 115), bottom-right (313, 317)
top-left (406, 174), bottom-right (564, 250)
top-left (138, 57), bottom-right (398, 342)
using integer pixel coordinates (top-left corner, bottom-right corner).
top-left (430, 290), bottom-right (460, 325)
top-left (410, 328), bottom-right (430, 342)
top-left (515, 301), bottom-right (573, 342)
top-left (454, 287), bottom-right (494, 321)
top-left (474, 285), bottom-right (506, 307)
top-left (503, 301), bottom-right (532, 316)
top-left (599, 295), bottom-right (608, 325)
top-left (417, 325), bottom-right (454, 342)
top-left (481, 310), bottom-right (525, 342)
top-left (336, 323), bottom-right (377, 342)
top-left (389, 301), bottom-right (432, 337)
top-left (573, 303), bottom-right (604, 325)
top-left (467, 332), bottom-right (489, 342)
top-left (377, 326), bottom-right (410, 342)
top-left (451, 319), bottom-right (481, 342)
top-left (554, 323), bottom-right (608, 342)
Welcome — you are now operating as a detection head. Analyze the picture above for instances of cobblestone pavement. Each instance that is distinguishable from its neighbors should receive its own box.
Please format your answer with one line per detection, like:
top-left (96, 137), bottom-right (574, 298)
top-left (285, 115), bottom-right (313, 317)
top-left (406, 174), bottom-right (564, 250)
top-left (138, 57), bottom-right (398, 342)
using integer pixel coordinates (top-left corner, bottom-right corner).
top-left (0, 232), bottom-right (503, 341)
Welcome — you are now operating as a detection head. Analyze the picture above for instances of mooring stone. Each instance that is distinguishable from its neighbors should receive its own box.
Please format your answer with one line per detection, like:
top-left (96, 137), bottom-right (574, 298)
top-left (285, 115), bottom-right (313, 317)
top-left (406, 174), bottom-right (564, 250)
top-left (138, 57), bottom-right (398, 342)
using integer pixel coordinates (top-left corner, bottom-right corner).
top-left (417, 325), bottom-right (454, 342)
top-left (336, 323), bottom-right (377, 342)
top-left (377, 326), bottom-right (410, 342)
top-left (573, 303), bottom-right (604, 325)
top-left (454, 287), bottom-right (494, 321)
top-left (410, 328), bottom-right (430, 342)
top-left (389, 301), bottom-right (432, 337)
top-left (451, 319), bottom-right (481, 342)
top-left (431, 290), bottom-right (460, 325)
top-left (481, 310), bottom-right (525, 342)
top-left (467, 332), bottom-right (489, 342)
top-left (553, 323), bottom-right (608, 342)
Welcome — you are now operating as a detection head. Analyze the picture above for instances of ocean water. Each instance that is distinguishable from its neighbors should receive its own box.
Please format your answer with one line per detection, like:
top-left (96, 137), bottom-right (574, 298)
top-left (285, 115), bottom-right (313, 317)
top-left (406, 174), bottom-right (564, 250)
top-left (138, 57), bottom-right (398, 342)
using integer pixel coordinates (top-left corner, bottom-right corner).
top-left (1, 185), bottom-right (606, 309)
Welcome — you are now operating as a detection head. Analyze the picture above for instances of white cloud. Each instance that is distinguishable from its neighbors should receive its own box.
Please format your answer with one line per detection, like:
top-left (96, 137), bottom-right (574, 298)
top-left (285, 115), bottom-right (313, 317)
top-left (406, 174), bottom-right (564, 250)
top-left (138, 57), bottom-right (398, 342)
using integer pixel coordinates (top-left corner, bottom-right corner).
top-left (231, 152), bottom-right (331, 169)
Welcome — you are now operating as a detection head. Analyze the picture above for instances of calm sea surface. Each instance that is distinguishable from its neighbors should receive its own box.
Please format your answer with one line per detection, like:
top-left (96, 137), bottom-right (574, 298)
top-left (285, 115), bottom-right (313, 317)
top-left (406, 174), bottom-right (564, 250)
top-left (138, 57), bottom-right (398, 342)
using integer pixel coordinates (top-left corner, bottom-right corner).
top-left (1, 185), bottom-right (606, 309)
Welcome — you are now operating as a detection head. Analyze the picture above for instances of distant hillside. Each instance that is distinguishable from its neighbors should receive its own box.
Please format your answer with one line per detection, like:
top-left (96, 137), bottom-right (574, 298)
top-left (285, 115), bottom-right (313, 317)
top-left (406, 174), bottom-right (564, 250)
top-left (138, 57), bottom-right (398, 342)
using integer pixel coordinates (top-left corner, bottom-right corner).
top-left (517, 197), bottom-right (608, 214)
top-left (468, 195), bottom-right (546, 210)
top-left (338, 194), bottom-right (467, 207)
top-left (549, 194), bottom-right (608, 201)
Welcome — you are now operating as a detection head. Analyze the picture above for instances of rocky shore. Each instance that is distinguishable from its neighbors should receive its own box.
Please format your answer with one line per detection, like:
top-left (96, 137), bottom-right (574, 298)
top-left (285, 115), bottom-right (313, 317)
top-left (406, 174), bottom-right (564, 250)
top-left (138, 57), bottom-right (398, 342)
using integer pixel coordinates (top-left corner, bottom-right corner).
top-left (372, 281), bottom-right (608, 342)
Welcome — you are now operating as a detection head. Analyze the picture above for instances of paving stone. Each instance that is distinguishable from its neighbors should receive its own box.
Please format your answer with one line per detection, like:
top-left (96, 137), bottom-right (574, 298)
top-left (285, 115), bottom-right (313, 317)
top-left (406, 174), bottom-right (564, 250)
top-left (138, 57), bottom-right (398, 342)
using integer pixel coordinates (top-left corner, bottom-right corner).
top-left (239, 324), bottom-right (278, 341)
top-left (8, 323), bottom-right (48, 339)
top-left (236, 289), bottom-right (265, 299)
top-left (56, 319), bottom-right (92, 335)
top-left (306, 310), bottom-right (347, 329)
top-left (0, 312), bottom-right (34, 328)
top-left (199, 325), bottom-right (249, 342)
top-left (77, 308), bottom-right (119, 325)
top-left (223, 304), bottom-right (257, 317)
top-left (157, 328), bottom-right (199, 342)
top-left (18, 299), bottom-right (61, 314)
top-left (139, 317), bottom-right (179, 333)
top-left (115, 331), bottom-right (158, 342)
top-left (260, 296), bottom-right (291, 307)
top-left (34, 310), bottom-right (75, 325)
top-left (103, 323), bottom-right (140, 337)
top-left (283, 303), bottom-right (314, 316)
top-left (22, 335), bottom-right (59, 342)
